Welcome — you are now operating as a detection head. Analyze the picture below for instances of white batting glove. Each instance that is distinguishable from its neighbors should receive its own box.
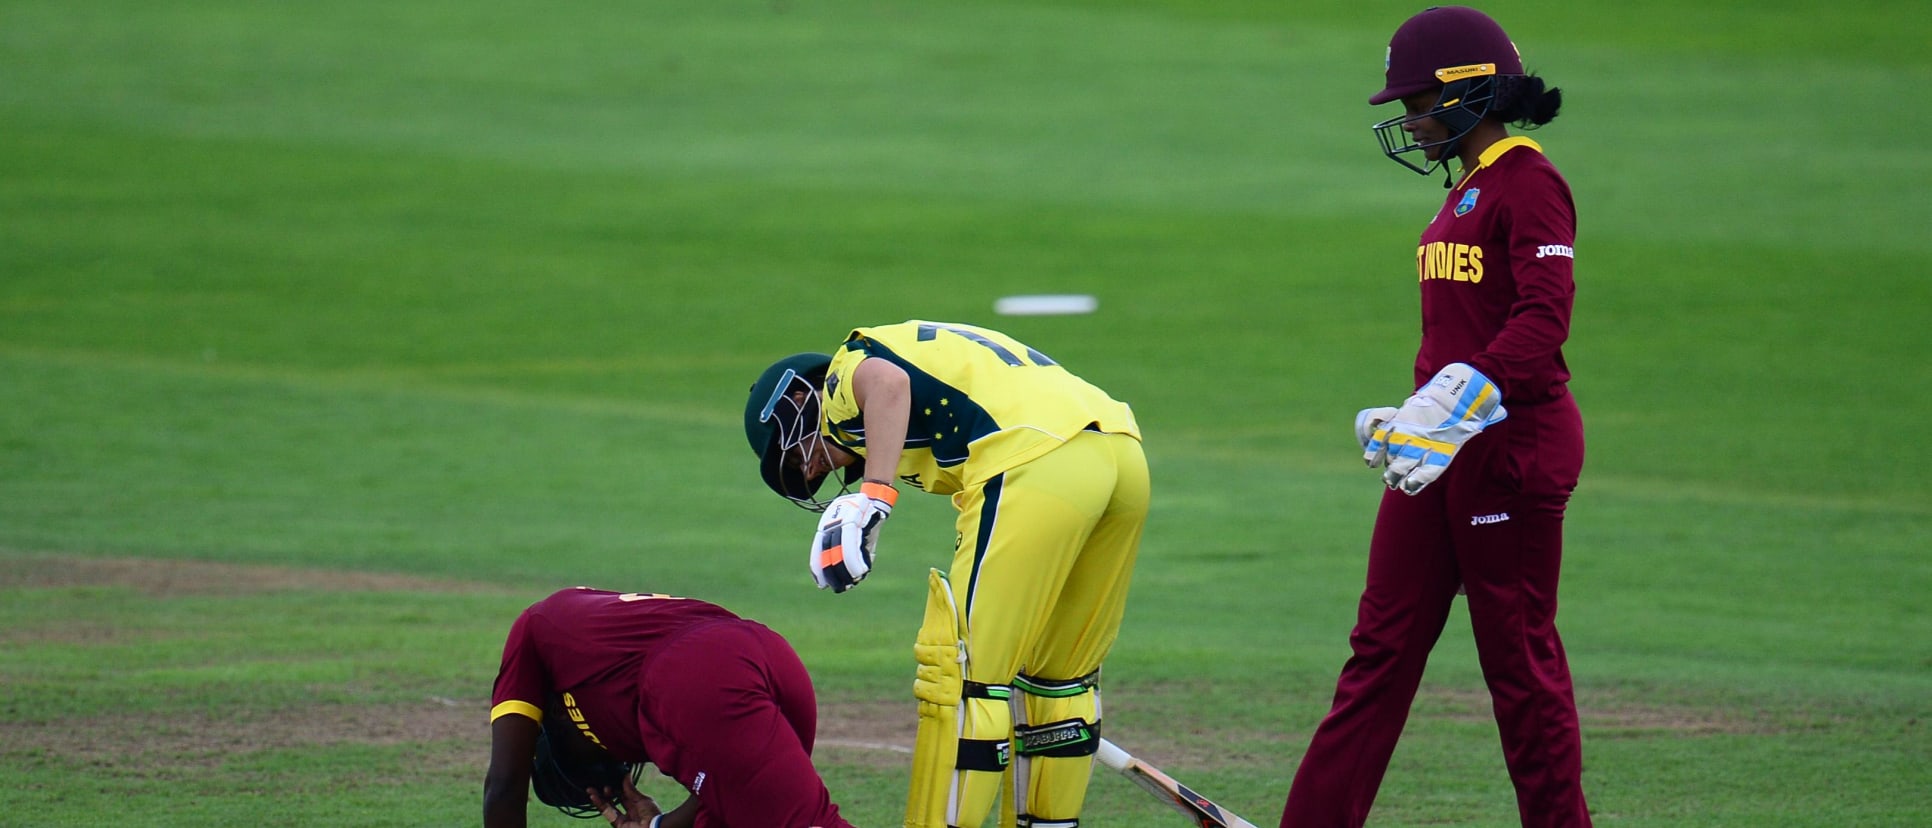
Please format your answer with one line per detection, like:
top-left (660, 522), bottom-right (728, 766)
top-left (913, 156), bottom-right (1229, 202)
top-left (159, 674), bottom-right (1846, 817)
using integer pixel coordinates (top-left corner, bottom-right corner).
top-left (807, 481), bottom-right (897, 593)
top-left (1363, 363), bottom-right (1507, 495)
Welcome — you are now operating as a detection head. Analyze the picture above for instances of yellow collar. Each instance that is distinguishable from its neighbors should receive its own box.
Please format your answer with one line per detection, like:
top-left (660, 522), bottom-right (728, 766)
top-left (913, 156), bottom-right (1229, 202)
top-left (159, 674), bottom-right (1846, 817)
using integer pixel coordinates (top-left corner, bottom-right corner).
top-left (1455, 136), bottom-right (1542, 190)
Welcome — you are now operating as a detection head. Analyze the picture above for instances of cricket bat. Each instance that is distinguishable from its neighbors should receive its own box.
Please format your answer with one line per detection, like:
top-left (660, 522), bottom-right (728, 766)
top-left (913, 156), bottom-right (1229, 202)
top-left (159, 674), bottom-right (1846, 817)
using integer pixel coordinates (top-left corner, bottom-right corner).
top-left (1094, 739), bottom-right (1262, 828)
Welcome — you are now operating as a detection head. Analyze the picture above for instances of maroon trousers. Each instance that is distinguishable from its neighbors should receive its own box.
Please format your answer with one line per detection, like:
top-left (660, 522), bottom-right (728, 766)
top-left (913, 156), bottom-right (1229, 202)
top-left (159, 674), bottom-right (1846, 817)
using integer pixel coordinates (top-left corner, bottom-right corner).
top-left (1282, 395), bottom-right (1591, 828)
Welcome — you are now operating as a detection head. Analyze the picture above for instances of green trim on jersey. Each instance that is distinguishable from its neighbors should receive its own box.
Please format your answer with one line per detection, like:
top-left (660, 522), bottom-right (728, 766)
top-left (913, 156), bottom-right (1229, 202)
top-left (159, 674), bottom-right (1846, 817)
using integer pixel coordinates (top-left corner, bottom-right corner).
top-left (819, 320), bottom-right (1140, 495)
top-left (834, 335), bottom-right (998, 469)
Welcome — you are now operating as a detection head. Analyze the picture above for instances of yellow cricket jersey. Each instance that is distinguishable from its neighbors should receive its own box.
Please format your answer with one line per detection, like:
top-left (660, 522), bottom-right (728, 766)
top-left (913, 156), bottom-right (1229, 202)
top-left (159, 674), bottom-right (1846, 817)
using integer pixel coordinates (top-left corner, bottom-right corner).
top-left (820, 321), bottom-right (1139, 495)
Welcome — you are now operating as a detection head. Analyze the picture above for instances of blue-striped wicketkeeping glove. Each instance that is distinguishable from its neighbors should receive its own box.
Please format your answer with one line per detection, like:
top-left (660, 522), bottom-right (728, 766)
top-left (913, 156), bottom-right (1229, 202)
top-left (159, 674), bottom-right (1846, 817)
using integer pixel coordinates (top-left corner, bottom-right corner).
top-left (1361, 363), bottom-right (1507, 495)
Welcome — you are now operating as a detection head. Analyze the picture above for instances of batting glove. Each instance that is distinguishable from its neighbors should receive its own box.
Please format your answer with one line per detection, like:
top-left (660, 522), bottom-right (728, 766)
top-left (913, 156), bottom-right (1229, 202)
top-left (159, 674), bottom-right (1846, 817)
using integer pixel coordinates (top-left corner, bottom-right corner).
top-left (1363, 363), bottom-right (1507, 495)
top-left (808, 481), bottom-right (897, 592)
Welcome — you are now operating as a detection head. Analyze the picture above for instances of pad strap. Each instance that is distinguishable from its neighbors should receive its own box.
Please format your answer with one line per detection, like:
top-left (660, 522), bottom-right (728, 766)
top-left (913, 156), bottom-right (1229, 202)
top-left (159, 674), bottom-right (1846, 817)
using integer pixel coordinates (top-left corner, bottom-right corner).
top-left (1014, 718), bottom-right (1101, 758)
top-left (964, 681), bottom-right (1014, 701)
top-left (957, 737), bottom-right (1012, 772)
top-left (956, 682), bottom-right (1015, 772)
top-left (1013, 670), bottom-right (1099, 698)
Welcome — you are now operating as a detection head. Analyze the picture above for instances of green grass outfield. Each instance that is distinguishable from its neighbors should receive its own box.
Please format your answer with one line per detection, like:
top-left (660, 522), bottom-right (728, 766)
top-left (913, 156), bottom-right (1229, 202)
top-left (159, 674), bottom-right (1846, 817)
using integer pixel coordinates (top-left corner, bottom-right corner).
top-left (2, 0), bottom-right (1927, 825)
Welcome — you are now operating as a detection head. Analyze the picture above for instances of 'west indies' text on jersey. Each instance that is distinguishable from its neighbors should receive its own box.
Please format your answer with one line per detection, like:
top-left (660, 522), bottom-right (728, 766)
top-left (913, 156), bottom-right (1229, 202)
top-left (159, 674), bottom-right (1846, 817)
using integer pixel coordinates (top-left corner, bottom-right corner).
top-left (1415, 137), bottom-right (1576, 404)
top-left (490, 587), bottom-right (740, 762)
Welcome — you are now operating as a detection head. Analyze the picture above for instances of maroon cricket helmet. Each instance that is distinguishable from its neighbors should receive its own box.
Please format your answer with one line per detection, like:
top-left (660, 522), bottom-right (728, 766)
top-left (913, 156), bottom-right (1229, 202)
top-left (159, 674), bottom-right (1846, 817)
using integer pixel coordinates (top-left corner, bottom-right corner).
top-left (1370, 6), bottom-right (1524, 105)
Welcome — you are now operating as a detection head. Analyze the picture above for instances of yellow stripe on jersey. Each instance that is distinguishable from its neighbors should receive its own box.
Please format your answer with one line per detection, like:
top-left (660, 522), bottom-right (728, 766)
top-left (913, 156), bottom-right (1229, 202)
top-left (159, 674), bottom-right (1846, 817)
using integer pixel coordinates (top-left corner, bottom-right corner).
top-left (490, 699), bottom-right (543, 724)
top-left (1455, 136), bottom-right (1544, 192)
top-left (821, 321), bottom-right (1139, 495)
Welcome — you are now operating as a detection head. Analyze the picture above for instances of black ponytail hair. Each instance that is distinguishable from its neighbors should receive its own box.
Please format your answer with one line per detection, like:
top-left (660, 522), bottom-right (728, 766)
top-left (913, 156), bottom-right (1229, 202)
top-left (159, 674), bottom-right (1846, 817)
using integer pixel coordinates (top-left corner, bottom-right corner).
top-left (1492, 74), bottom-right (1563, 128)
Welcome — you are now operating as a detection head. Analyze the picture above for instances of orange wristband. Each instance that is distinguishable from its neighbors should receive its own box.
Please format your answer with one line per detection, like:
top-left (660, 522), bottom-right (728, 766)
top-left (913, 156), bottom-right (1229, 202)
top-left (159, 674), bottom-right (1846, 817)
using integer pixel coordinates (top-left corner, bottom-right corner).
top-left (860, 480), bottom-right (898, 506)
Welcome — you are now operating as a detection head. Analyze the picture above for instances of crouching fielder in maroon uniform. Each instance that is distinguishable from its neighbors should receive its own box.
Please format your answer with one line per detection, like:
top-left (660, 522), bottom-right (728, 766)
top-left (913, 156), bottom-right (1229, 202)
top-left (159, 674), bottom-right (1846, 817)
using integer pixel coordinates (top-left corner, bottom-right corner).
top-left (484, 587), bottom-right (856, 828)
top-left (1282, 7), bottom-right (1591, 828)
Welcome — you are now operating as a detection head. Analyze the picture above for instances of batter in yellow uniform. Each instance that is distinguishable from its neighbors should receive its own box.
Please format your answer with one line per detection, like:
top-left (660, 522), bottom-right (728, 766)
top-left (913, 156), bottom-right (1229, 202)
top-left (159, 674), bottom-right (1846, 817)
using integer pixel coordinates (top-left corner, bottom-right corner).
top-left (744, 320), bottom-right (1150, 828)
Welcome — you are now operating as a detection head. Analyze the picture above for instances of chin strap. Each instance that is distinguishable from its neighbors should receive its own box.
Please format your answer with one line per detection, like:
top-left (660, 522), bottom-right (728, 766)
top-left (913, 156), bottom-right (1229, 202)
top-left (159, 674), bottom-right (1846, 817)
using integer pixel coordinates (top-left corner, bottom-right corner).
top-left (1438, 138), bottom-right (1465, 189)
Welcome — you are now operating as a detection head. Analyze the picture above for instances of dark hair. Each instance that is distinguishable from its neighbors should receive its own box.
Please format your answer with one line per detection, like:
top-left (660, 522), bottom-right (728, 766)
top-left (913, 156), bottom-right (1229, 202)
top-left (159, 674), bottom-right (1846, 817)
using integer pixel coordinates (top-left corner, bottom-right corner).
top-left (1491, 74), bottom-right (1562, 128)
top-left (531, 697), bottom-right (643, 819)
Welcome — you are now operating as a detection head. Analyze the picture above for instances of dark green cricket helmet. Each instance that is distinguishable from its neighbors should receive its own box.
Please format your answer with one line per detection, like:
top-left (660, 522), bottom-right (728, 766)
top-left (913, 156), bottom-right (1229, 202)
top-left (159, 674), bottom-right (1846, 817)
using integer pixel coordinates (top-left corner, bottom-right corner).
top-left (745, 352), bottom-right (848, 508)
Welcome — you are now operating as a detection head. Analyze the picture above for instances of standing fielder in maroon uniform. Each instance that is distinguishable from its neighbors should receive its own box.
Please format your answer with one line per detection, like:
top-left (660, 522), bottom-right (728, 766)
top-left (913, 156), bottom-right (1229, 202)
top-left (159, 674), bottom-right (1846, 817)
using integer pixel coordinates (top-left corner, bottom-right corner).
top-left (483, 587), bottom-right (856, 828)
top-left (1282, 7), bottom-right (1591, 827)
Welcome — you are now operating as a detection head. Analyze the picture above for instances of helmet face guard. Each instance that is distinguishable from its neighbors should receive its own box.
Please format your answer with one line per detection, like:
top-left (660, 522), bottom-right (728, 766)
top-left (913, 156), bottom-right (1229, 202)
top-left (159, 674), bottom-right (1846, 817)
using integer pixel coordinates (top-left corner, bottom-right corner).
top-left (1373, 65), bottom-right (1499, 176)
top-left (1368, 7), bottom-right (1522, 179)
top-left (756, 370), bottom-right (849, 511)
top-left (745, 353), bottom-right (853, 512)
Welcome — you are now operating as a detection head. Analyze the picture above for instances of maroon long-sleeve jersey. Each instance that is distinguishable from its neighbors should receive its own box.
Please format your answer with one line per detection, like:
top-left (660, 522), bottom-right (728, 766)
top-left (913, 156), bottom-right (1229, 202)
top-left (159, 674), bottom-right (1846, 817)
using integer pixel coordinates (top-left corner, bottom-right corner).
top-left (490, 587), bottom-right (740, 762)
top-left (1413, 136), bottom-right (1576, 404)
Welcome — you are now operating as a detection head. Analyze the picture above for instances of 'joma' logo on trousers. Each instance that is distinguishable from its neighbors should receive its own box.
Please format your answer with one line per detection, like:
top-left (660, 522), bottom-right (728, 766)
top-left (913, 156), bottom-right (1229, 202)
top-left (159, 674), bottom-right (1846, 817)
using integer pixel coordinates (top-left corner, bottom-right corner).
top-left (1470, 512), bottom-right (1511, 526)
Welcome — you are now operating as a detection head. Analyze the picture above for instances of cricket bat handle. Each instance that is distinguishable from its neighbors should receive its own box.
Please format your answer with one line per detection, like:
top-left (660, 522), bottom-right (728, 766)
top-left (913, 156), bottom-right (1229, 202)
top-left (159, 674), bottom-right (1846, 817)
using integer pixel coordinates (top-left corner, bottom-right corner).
top-left (1095, 738), bottom-right (1133, 771)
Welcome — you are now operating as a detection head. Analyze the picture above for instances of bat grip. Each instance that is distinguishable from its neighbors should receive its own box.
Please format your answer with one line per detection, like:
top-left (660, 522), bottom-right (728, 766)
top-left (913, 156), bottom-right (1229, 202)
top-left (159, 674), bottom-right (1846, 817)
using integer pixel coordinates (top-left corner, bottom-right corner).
top-left (1094, 738), bottom-right (1132, 771)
